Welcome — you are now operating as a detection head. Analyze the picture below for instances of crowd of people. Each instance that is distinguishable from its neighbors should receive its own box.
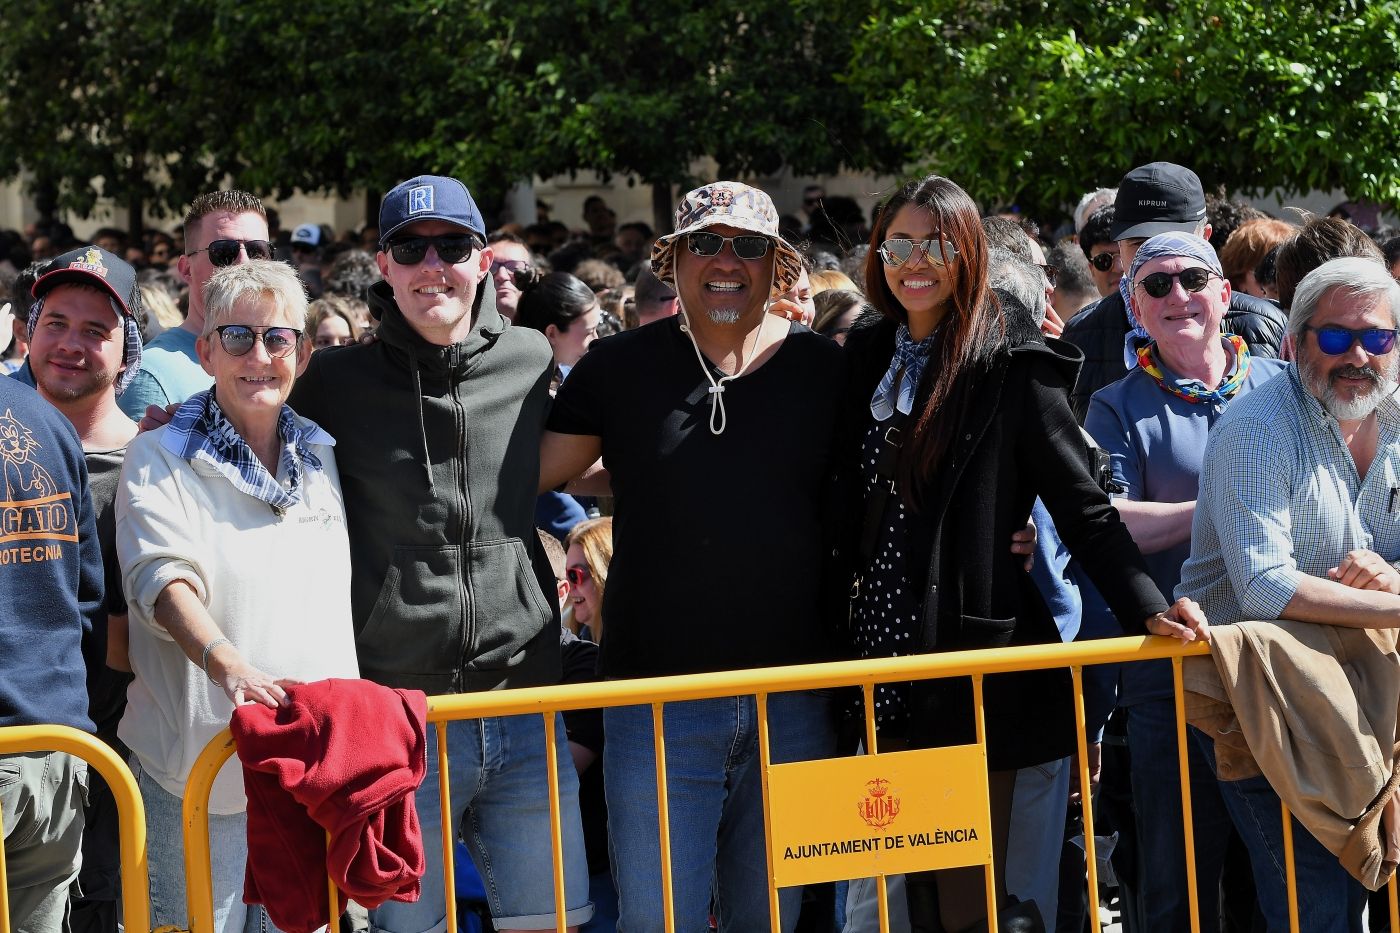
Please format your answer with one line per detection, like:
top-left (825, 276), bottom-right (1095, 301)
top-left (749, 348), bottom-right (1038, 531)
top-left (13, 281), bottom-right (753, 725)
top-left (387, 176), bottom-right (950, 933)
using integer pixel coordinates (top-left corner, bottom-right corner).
top-left (2, 161), bottom-right (1400, 933)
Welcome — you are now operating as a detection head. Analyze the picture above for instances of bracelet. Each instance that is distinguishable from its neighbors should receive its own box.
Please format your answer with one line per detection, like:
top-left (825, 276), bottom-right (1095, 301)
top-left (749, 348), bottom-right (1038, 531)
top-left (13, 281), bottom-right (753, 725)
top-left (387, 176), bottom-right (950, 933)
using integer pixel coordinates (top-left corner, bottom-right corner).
top-left (201, 637), bottom-right (231, 682)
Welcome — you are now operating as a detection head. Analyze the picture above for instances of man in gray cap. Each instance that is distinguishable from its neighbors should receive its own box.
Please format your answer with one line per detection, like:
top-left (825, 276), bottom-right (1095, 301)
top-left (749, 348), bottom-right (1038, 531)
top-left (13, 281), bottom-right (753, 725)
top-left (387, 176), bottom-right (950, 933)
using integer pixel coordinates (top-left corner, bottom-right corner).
top-left (1062, 161), bottom-right (1286, 421)
top-left (540, 181), bottom-right (844, 930)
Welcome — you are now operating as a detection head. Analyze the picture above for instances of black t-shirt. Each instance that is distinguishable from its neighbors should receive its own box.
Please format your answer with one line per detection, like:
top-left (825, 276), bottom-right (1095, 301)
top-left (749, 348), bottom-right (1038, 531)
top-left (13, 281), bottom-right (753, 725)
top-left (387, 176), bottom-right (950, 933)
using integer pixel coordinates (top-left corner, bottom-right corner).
top-left (84, 447), bottom-right (133, 743)
top-left (548, 317), bottom-right (845, 678)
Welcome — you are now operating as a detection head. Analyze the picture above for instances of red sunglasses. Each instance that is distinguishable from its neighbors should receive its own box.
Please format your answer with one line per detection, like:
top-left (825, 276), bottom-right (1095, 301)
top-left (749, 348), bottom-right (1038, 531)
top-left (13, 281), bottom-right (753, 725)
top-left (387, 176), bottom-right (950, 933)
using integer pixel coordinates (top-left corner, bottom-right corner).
top-left (566, 566), bottom-right (592, 587)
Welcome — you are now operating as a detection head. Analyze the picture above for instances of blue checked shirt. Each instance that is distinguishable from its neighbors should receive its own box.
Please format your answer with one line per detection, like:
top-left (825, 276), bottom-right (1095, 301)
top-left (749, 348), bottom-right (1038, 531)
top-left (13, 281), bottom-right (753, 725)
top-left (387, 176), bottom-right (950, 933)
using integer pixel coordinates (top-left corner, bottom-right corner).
top-left (1176, 364), bottom-right (1400, 623)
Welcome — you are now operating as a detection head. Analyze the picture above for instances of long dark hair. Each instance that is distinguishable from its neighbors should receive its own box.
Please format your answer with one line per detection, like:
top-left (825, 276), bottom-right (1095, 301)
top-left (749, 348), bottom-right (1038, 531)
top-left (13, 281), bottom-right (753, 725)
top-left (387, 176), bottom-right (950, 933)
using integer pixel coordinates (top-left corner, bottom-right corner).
top-left (515, 272), bottom-right (596, 333)
top-left (863, 175), bottom-right (1004, 498)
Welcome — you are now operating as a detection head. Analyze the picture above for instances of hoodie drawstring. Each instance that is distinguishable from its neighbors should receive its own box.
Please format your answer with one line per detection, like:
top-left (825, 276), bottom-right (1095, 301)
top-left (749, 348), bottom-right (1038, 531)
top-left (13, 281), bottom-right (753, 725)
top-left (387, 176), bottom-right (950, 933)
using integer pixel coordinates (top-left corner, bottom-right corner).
top-left (409, 348), bottom-right (434, 494)
top-left (676, 263), bottom-right (780, 436)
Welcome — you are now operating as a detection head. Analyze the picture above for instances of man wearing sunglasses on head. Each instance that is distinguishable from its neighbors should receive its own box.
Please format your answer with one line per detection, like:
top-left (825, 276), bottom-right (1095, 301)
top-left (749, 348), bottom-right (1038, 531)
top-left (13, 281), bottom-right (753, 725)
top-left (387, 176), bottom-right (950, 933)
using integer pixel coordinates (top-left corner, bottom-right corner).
top-left (1061, 162), bottom-right (1286, 423)
top-left (286, 175), bottom-right (593, 933)
top-left (1174, 257), bottom-right (1400, 932)
top-left (539, 181), bottom-right (846, 931)
top-left (119, 190), bottom-right (273, 421)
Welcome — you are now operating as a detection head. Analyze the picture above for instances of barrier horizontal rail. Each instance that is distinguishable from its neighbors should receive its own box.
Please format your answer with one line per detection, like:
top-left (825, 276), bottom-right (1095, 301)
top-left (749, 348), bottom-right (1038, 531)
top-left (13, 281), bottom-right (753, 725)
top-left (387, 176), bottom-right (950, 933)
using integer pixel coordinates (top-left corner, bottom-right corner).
top-left (0, 724), bottom-right (149, 933)
top-left (181, 635), bottom-right (1234, 933)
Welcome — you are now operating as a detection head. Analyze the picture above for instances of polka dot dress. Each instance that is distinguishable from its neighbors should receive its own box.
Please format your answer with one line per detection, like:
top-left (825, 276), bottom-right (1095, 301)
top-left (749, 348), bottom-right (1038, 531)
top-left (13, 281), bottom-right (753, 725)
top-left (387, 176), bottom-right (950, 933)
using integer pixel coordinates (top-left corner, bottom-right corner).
top-left (851, 419), bottom-right (923, 734)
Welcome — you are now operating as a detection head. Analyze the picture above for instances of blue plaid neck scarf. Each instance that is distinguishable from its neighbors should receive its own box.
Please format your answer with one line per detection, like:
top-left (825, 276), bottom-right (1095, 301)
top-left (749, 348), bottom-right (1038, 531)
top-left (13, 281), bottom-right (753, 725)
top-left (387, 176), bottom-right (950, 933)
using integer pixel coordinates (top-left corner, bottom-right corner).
top-left (871, 323), bottom-right (939, 422)
top-left (160, 389), bottom-right (334, 513)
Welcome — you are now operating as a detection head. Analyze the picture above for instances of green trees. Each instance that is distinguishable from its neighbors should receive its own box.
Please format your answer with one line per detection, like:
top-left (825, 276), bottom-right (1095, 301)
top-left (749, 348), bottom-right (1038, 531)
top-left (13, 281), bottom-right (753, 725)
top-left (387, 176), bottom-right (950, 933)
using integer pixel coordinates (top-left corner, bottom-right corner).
top-left (1, 0), bottom-right (1396, 234)
top-left (848, 0), bottom-right (1400, 215)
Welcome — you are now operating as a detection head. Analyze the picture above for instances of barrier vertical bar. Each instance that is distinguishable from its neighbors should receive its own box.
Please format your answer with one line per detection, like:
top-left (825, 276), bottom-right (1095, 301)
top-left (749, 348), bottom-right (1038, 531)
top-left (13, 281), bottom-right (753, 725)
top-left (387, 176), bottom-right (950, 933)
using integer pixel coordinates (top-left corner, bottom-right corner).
top-left (543, 712), bottom-right (568, 933)
top-left (1282, 802), bottom-right (1299, 932)
top-left (1172, 656), bottom-right (1202, 933)
top-left (972, 674), bottom-right (998, 930)
top-left (326, 832), bottom-right (340, 931)
top-left (757, 693), bottom-right (780, 933)
top-left (184, 734), bottom-right (230, 933)
top-left (862, 682), bottom-right (890, 933)
top-left (652, 702), bottom-right (676, 933)
top-left (0, 798), bottom-right (10, 933)
top-left (1070, 667), bottom-right (1101, 931)
top-left (1389, 871), bottom-right (1398, 932)
top-left (436, 723), bottom-right (458, 933)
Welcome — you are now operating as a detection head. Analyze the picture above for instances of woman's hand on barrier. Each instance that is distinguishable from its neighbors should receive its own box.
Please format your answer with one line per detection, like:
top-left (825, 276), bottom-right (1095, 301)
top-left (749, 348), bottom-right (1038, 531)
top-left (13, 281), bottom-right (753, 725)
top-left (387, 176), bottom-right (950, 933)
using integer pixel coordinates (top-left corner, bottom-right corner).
top-left (1328, 549), bottom-right (1400, 594)
top-left (1068, 742), bottom-right (1102, 806)
top-left (207, 645), bottom-right (301, 707)
top-left (1146, 596), bottom-right (1210, 644)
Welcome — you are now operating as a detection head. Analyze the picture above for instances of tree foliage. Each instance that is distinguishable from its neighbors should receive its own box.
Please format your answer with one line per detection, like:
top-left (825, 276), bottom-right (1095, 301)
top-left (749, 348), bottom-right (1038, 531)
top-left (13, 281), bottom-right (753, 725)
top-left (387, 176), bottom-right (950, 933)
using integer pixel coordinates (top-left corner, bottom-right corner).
top-left (848, 0), bottom-right (1400, 214)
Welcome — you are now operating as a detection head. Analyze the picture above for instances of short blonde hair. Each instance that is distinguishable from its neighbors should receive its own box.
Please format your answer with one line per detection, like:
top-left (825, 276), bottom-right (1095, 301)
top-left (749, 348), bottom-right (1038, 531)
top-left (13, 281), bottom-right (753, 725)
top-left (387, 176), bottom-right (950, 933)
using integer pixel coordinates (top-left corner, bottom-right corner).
top-left (201, 261), bottom-right (308, 338)
top-left (809, 269), bottom-right (858, 295)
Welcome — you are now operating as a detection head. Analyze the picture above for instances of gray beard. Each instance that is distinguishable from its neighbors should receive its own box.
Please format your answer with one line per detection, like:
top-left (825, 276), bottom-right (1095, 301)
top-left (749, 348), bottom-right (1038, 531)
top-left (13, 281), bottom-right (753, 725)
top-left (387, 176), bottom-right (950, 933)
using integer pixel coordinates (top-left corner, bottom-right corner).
top-left (1301, 352), bottom-right (1400, 421)
top-left (705, 307), bottom-right (741, 325)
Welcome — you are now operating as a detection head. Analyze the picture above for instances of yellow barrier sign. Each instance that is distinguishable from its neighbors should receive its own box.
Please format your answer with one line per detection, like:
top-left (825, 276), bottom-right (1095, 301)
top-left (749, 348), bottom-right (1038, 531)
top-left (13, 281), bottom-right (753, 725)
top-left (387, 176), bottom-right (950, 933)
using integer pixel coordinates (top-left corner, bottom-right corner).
top-left (767, 745), bottom-right (992, 887)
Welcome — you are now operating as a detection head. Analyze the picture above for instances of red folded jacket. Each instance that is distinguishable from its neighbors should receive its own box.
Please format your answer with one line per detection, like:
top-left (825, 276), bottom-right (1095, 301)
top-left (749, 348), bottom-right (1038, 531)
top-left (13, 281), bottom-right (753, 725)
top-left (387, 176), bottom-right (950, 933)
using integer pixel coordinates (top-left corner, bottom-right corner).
top-left (231, 679), bottom-right (429, 933)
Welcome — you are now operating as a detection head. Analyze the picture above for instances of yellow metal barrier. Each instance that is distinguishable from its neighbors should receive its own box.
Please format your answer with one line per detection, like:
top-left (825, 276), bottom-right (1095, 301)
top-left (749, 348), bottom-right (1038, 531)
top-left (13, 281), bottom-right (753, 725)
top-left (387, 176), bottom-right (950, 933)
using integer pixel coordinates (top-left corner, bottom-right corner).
top-left (179, 635), bottom-right (1396, 933)
top-left (0, 724), bottom-right (149, 933)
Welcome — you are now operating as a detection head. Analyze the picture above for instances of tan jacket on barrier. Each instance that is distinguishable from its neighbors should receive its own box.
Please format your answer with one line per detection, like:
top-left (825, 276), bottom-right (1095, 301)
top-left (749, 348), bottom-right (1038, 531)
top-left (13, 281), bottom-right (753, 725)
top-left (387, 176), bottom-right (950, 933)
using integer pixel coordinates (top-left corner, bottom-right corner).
top-left (1183, 619), bottom-right (1400, 891)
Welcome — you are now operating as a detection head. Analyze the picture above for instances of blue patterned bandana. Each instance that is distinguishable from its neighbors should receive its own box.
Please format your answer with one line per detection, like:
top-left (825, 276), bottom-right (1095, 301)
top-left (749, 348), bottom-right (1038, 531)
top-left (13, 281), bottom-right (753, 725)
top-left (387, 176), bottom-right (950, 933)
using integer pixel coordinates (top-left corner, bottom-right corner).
top-left (871, 323), bottom-right (939, 421)
top-left (160, 389), bottom-right (334, 513)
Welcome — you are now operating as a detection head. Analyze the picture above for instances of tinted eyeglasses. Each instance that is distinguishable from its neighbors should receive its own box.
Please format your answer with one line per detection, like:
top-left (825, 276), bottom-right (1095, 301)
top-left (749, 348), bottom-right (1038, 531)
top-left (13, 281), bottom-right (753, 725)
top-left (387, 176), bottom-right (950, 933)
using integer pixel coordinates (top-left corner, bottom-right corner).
top-left (1134, 267), bottom-right (1219, 299)
top-left (386, 234), bottom-right (480, 266)
top-left (214, 325), bottom-right (302, 358)
top-left (490, 258), bottom-right (531, 275)
top-left (187, 239), bottom-right (275, 266)
top-left (686, 231), bottom-right (771, 261)
top-left (1303, 325), bottom-right (1399, 356)
top-left (878, 238), bottom-right (958, 268)
top-left (1038, 263), bottom-right (1059, 287)
top-left (565, 565), bottom-right (592, 586)
top-left (1089, 251), bottom-right (1120, 272)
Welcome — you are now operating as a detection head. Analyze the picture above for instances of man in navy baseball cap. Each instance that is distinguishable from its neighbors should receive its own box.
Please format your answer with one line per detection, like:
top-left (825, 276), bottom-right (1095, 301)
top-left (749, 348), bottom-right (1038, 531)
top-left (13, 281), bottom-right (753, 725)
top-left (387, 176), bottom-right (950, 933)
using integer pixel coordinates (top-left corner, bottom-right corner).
top-left (288, 175), bottom-right (594, 932)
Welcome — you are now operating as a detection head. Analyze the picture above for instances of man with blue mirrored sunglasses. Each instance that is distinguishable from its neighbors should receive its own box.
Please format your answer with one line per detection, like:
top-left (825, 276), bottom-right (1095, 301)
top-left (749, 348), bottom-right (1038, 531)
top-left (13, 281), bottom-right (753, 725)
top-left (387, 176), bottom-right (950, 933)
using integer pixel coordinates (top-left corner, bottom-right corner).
top-left (1178, 256), bottom-right (1400, 933)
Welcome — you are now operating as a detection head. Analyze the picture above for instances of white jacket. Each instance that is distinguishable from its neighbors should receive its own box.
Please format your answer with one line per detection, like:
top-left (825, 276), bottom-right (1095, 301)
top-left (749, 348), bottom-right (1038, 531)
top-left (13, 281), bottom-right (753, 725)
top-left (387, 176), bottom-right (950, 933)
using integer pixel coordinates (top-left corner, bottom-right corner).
top-left (116, 420), bottom-right (359, 814)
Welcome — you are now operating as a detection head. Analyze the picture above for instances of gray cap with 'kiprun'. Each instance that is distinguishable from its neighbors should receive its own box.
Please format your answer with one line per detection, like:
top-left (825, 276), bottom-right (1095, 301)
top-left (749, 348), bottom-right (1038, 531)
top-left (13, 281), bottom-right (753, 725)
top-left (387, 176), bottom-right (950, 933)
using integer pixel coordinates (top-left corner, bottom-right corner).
top-left (1110, 162), bottom-right (1208, 241)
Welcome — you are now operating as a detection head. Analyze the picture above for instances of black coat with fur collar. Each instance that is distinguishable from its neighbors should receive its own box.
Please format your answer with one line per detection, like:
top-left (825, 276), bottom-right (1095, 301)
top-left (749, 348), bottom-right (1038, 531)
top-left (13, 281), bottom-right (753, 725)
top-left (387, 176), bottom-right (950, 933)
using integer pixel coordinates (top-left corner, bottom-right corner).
top-left (835, 292), bottom-right (1167, 769)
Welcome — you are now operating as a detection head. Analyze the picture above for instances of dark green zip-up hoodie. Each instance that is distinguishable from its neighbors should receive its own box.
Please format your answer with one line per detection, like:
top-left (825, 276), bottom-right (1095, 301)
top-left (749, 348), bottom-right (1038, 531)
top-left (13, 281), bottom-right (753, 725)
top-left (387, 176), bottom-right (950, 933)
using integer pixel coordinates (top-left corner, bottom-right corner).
top-left (289, 281), bottom-right (560, 694)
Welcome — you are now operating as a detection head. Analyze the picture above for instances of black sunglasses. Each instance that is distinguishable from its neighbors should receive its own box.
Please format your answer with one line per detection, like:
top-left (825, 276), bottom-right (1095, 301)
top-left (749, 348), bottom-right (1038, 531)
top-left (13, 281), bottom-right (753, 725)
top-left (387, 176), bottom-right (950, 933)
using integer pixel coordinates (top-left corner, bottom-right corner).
top-left (878, 238), bottom-right (958, 268)
top-left (686, 231), bottom-right (771, 261)
top-left (386, 234), bottom-right (480, 266)
top-left (1303, 325), bottom-right (1399, 356)
top-left (1089, 251), bottom-right (1120, 272)
top-left (1134, 267), bottom-right (1219, 299)
top-left (1038, 263), bottom-right (1059, 287)
top-left (214, 324), bottom-right (302, 358)
top-left (187, 239), bottom-right (275, 267)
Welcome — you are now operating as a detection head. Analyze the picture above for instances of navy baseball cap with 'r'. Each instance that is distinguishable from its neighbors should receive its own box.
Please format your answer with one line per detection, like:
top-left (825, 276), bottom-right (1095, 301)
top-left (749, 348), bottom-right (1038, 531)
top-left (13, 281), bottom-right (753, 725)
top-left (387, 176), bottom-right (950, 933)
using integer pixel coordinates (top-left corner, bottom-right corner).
top-left (378, 175), bottom-right (486, 247)
top-left (1110, 162), bottom-right (1208, 241)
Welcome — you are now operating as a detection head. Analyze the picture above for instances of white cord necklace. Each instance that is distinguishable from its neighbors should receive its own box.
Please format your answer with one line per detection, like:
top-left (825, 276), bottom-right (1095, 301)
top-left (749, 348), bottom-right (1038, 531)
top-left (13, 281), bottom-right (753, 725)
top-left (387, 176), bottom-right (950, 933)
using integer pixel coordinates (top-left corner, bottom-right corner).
top-left (676, 266), bottom-right (779, 436)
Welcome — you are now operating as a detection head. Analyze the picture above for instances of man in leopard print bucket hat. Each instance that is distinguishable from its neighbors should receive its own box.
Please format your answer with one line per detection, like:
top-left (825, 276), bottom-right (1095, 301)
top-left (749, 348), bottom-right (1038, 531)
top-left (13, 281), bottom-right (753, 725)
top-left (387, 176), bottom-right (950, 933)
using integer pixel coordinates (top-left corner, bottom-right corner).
top-left (650, 181), bottom-right (804, 298)
top-left (540, 179), bottom-right (845, 930)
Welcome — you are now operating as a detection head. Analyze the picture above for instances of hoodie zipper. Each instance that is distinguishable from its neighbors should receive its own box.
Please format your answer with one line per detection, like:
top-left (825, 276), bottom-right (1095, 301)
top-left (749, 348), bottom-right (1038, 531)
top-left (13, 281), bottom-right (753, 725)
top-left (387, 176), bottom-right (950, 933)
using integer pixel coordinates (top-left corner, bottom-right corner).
top-left (452, 345), bottom-right (475, 683)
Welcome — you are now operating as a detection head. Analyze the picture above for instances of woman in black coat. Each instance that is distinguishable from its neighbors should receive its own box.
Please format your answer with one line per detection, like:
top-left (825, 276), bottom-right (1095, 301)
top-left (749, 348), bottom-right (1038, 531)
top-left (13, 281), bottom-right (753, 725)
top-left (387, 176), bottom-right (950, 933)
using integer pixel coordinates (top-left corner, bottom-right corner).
top-left (838, 175), bottom-right (1207, 931)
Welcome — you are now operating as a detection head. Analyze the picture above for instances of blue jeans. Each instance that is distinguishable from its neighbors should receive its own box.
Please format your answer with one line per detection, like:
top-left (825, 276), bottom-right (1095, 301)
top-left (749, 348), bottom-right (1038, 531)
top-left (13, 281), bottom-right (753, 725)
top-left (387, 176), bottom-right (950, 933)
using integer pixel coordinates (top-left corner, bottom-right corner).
top-left (1194, 729), bottom-right (1366, 933)
top-left (1125, 699), bottom-right (1232, 932)
top-left (604, 691), bottom-right (837, 933)
top-left (1005, 756), bottom-right (1070, 925)
top-left (370, 714), bottom-right (592, 933)
top-left (134, 759), bottom-right (279, 933)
